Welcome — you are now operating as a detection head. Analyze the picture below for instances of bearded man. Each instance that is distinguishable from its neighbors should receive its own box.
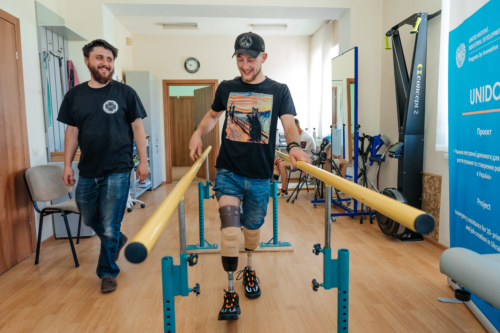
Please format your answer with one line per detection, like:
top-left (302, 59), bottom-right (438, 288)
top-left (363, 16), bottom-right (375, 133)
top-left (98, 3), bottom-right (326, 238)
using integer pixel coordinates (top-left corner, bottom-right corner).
top-left (57, 39), bottom-right (149, 293)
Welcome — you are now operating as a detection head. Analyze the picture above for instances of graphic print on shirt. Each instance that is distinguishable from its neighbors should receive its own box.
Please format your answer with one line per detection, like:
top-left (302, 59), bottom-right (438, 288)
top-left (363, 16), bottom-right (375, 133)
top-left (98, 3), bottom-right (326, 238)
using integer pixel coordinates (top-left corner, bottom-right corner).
top-left (225, 92), bottom-right (272, 144)
top-left (103, 100), bottom-right (119, 114)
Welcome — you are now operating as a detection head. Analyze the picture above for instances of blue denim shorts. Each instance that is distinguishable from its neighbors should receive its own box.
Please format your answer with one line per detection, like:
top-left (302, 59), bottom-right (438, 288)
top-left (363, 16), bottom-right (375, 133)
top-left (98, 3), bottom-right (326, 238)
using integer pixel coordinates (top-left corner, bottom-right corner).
top-left (213, 168), bottom-right (270, 230)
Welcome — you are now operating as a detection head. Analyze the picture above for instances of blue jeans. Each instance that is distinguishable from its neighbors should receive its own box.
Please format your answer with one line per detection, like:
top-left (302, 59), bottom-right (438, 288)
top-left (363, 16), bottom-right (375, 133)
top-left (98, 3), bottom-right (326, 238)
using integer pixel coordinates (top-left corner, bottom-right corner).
top-left (76, 172), bottom-right (129, 279)
top-left (213, 169), bottom-right (270, 230)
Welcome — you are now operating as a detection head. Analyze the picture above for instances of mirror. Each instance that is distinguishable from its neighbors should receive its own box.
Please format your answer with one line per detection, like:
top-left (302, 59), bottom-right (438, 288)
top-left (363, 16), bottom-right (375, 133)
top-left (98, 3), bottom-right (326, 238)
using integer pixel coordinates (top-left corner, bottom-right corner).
top-left (331, 49), bottom-right (356, 163)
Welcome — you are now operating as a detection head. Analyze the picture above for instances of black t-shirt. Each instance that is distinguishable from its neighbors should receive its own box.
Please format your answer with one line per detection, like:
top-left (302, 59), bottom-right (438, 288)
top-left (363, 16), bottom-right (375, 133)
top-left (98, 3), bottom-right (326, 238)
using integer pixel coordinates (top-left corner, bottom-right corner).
top-left (57, 81), bottom-right (147, 178)
top-left (211, 77), bottom-right (296, 179)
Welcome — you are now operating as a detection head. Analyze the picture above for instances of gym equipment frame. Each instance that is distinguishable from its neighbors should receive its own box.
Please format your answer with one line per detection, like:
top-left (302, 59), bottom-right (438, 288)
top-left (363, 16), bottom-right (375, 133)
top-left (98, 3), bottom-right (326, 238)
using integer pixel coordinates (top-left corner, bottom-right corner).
top-left (378, 11), bottom-right (441, 241)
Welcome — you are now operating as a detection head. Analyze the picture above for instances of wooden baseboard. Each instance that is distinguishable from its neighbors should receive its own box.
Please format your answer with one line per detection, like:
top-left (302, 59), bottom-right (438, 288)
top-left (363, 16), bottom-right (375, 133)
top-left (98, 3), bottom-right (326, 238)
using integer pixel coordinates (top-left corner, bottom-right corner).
top-left (40, 235), bottom-right (55, 249)
top-left (423, 235), bottom-right (448, 251)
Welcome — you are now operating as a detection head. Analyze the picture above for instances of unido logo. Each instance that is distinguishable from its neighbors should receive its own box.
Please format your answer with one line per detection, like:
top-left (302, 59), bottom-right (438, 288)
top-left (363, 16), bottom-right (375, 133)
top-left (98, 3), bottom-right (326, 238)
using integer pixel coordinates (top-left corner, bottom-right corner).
top-left (456, 43), bottom-right (466, 68)
top-left (470, 82), bottom-right (500, 105)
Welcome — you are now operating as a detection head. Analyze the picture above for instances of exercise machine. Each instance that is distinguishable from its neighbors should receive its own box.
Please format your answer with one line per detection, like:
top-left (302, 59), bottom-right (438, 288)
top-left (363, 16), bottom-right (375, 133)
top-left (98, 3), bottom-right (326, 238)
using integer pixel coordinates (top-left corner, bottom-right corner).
top-left (357, 134), bottom-right (391, 223)
top-left (377, 11), bottom-right (441, 241)
top-left (357, 134), bottom-right (390, 193)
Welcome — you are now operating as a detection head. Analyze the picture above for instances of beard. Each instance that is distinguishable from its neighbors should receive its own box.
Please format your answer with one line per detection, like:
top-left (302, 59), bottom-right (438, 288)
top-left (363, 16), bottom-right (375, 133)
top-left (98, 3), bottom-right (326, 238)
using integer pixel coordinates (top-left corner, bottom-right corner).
top-left (240, 66), bottom-right (261, 83)
top-left (88, 63), bottom-right (114, 84)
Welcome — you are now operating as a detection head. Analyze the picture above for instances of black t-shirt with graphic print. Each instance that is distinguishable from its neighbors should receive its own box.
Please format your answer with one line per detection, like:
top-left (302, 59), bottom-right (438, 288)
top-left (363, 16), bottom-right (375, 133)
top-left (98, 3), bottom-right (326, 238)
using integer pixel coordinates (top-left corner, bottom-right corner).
top-left (57, 81), bottom-right (147, 178)
top-left (211, 76), bottom-right (297, 179)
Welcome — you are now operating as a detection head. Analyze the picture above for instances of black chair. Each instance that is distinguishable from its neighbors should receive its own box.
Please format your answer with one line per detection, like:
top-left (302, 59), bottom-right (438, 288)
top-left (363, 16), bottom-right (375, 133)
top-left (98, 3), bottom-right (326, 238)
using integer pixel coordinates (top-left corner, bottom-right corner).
top-left (24, 165), bottom-right (82, 267)
top-left (286, 167), bottom-right (310, 204)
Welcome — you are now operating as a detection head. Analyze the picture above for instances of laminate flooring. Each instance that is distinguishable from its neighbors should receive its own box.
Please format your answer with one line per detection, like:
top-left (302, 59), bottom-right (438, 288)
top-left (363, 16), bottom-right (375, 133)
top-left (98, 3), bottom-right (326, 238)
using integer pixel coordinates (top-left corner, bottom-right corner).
top-left (0, 184), bottom-right (485, 333)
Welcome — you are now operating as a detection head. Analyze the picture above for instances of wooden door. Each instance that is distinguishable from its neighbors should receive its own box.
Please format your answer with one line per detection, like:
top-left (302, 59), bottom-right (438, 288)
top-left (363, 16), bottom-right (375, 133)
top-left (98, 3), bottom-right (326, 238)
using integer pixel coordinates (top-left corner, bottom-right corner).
top-left (170, 97), bottom-right (194, 167)
top-left (193, 86), bottom-right (215, 180)
top-left (332, 86), bottom-right (337, 126)
top-left (346, 78), bottom-right (355, 163)
top-left (0, 10), bottom-right (35, 275)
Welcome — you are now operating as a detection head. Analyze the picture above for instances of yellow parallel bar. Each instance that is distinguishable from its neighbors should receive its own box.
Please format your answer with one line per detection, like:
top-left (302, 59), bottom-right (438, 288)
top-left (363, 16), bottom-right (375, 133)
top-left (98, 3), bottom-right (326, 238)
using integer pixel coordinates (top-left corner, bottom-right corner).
top-left (276, 151), bottom-right (434, 234)
top-left (125, 146), bottom-right (212, 263)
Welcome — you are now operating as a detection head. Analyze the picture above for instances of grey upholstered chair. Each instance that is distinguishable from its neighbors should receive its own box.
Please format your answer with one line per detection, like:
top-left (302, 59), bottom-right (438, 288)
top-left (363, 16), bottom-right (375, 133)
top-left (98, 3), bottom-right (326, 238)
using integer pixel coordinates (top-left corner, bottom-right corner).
top-left (24, 165), bottom-right (82, 267)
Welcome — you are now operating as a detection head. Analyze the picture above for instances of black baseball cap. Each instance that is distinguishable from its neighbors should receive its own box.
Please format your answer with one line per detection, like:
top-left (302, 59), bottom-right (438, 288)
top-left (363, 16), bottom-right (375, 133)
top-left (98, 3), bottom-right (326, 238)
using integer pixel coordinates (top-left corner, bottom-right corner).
top-left (232, 32), bottom-right (265, 59)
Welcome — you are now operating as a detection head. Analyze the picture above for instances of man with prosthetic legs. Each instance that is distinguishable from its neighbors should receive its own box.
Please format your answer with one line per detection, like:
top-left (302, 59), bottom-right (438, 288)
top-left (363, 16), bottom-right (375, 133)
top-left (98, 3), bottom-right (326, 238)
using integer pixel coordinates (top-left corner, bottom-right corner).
top-left (189, 32), bottom-right (311, 320)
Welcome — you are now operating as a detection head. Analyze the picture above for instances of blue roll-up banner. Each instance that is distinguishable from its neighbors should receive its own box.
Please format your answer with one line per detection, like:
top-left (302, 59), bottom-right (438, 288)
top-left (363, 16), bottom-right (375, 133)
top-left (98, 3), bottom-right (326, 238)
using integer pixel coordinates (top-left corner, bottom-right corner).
top-left (449, 0), bottom-right (500, 329)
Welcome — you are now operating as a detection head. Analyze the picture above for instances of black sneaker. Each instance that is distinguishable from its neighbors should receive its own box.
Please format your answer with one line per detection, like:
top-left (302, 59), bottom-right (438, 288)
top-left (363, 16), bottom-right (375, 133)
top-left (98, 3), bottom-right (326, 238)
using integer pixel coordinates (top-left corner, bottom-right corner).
top-left (237, 267), bottom-right (261, 299)
top-left (277, 190), bottom-right (288, 198)
top-left (218, 290), bottom-right (241, 321)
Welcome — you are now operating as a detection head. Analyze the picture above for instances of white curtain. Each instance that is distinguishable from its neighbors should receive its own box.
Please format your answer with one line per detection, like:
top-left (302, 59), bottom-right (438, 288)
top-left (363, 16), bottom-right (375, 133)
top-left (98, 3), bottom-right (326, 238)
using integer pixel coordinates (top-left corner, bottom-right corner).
top-left (436, 0), bottom-right (450, 152)
top-left (309, 21), bottom-right (339, 138)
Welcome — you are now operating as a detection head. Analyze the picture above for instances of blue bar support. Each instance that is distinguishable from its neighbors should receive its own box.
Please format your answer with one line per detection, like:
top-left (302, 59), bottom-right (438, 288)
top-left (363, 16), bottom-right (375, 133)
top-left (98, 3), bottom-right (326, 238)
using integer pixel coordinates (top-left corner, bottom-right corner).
top-left (187, 181), bottom-right (218, 250)
top-left (162, 255), bottom-right (196, 333)
top-left (260, 181), bottom-right (291, 248)
top-left (318, 248), bottom-right (350, 332)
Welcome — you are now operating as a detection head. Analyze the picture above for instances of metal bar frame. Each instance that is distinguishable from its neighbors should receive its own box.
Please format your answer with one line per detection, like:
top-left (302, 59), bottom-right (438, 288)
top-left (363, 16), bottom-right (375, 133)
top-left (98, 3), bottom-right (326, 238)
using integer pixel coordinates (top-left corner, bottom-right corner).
top-left (186, 180), bottom-right (218, 250)
top-left (260, 180), bottom-right (292, 248)
top-left (313, 185), bottom-right (350, 332)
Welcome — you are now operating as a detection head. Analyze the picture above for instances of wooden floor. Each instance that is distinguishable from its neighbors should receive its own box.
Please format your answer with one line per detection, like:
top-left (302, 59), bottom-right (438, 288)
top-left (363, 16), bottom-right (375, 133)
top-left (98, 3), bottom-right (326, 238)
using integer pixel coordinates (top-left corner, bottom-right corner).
top-left (0, 184), bottom-right (485, 333)
top-left (172, 166), bottom-right (205, 183)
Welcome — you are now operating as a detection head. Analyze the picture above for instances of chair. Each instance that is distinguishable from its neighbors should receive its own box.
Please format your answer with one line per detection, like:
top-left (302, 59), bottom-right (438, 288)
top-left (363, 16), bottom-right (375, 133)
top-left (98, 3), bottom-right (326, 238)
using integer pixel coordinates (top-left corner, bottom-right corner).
top-left (24, 165), bottom-right (82, 267)
top-left (286, 167), bottom-right (310, 204)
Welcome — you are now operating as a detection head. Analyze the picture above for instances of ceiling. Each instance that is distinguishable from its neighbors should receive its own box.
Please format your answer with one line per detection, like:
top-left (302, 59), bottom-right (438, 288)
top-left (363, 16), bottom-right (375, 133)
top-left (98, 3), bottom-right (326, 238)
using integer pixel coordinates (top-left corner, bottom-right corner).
top-left (107, 4), bottom-right (348, 36)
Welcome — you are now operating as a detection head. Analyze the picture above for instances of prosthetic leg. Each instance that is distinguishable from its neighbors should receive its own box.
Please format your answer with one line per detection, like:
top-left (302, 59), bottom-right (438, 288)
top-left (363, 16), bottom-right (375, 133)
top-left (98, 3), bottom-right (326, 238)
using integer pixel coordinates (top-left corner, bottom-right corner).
top-left (237, 227), bottom-right (262, 299)
top-left (218, 206), bottom-right (241, 321)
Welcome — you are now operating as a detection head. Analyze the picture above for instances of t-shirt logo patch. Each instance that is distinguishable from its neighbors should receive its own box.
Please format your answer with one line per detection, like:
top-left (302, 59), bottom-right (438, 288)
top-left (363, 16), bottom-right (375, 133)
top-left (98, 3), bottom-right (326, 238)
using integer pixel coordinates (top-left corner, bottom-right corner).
top-left (225, 92), bottom-right (272, 144)
top-left (103, 100), bottom-right (119, 114)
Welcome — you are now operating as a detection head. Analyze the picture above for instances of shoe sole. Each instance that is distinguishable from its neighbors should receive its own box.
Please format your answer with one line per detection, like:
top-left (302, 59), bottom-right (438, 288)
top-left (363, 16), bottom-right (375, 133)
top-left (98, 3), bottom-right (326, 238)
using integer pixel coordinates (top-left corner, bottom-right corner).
top-left (244, 290), bottom-right (261, 299)
top-left (101, 286), bottom-right (117, 293)
top-left (218, 307), bottom-right (241, 321)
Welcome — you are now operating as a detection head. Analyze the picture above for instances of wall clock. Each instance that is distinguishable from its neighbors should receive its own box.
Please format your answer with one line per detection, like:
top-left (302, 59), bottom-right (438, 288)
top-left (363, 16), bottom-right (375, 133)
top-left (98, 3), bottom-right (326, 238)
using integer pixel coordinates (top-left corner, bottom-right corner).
top-left (184, 57), bottom-right (200, 74)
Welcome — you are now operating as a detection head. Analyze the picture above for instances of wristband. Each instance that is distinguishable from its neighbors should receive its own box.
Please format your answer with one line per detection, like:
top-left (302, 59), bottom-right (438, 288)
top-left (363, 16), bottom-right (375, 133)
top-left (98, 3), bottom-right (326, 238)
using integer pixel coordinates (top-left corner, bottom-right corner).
top-left (286, 141), bottom-right (301, 153)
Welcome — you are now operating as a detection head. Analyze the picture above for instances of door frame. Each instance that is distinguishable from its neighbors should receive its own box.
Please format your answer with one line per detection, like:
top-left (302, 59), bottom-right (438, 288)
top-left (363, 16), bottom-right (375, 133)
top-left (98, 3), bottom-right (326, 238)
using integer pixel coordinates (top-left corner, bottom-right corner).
top-left (0, 9), bottom-right (37, 252)
top-left (162, 80), bottom-right (219, 184)
top-left (346, 78), bottom-right (355, 163)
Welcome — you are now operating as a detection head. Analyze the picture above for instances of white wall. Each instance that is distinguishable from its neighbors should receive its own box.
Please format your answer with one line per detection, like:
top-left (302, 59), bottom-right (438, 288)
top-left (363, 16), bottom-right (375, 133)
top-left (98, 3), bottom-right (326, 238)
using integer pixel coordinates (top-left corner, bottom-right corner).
top-left (339, 9), bottom-right (351, 53)
top-left (114, 16), bottom-right (134, 81)
top-left (378, 0), bottom-right (448, 245)
top-left (0, 0), bottom-right (67, 242)
top-left (65, 0), bottom-right (105, 83)
top-left (131, 33), bottom-right (311, 181)
top-left (350, 2), bottom-right (384, 140)
top-left (102, 4), bottom-right (115, 45)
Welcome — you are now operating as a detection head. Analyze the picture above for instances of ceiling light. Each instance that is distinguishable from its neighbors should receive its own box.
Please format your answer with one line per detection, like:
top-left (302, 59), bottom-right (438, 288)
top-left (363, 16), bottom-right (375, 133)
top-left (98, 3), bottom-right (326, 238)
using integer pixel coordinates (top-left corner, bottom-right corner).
top-left (252, 24), bottom-right (287, 31)
top-left (162, 23), bottom-right (198, 30)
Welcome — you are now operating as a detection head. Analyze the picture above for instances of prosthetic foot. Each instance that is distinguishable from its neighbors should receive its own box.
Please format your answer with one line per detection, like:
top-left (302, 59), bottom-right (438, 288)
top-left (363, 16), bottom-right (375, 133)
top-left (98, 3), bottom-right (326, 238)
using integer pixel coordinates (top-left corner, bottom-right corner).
top-left (218, 289), bottom-right (241, 321)
top-left (218, 206), bottom-right (242, 320)
top-left (238, 227), bottom-right (261, 299)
